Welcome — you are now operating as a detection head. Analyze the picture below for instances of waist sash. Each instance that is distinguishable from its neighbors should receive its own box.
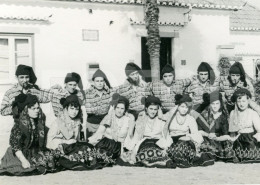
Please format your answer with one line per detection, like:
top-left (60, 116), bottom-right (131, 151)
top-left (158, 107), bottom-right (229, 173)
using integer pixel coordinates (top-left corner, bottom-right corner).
top-left (87, 114), bottom-right (107, 125)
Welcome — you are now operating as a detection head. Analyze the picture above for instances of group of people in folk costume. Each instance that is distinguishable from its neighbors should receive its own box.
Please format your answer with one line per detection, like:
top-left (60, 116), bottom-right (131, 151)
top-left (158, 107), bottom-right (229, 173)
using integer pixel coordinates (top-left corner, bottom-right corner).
top-left (1, 60), bottom-right (260, 176)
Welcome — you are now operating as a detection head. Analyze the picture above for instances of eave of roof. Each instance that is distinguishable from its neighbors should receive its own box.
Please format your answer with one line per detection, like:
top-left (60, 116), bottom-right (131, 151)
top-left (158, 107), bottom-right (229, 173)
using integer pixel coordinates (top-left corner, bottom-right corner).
top-left (130, 19), bottom-right (185, 26)
top-left (0, 15), bottom-right (50, 21)
top-left (48, 0), bottom-right (244, 10)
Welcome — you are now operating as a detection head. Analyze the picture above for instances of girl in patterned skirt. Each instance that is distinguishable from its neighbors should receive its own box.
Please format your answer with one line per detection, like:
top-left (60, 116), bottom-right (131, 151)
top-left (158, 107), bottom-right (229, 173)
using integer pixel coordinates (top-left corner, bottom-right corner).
top-left (229, 88), bottom-right (260, 163)
top-left (199, 91), bottom-right (234, 161)
top-left (47, 95), bottom-right (103, 171)
top-left (88, 93), bottom-right (135, 166)
top-left (130, 96), bottom-right (174, 168)
top-left (0, 94), bottom-right (60, 176)
top-left (164, 94), bottom-right (214, 168)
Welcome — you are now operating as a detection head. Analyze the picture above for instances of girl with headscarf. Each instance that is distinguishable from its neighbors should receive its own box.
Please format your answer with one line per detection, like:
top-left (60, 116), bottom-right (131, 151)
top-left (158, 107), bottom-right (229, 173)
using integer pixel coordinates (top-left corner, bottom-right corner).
top-left (228, 88), bottom-right (260, 163)
top-left (164, 94), bottom-right (214, 168)
top-left (198, 91), bottom-right (234, 161)
top-left (47, 95), bottom-right (103, 170)
top-left (0, 94), bottom-right (59, 176)
top-left (129, 96), bottom-right (174, 168)
top-left (88, 93), bottom-right (135, 166)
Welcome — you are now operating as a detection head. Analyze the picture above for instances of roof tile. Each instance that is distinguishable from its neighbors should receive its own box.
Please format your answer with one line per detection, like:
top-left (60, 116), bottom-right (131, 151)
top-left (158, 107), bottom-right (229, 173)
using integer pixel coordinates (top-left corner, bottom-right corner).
top-left (231, 3), bottom-right (260, 32)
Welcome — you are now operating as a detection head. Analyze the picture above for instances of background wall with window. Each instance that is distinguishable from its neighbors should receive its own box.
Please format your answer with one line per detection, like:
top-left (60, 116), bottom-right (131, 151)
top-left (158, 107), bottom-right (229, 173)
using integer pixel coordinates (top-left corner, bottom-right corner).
top-left (0, 34), bottom-right (33, 84)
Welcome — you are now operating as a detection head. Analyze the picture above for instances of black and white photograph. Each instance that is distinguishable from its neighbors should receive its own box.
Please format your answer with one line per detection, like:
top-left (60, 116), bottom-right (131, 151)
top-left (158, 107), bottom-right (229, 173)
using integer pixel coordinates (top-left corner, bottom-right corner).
top-left (0, 0), bottom-right (260, 184)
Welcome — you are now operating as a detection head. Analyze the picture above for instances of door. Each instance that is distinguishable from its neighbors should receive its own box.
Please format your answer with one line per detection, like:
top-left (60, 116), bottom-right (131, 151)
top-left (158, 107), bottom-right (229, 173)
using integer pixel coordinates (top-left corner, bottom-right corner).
top-left (141, 37), bottom-right (172, 82)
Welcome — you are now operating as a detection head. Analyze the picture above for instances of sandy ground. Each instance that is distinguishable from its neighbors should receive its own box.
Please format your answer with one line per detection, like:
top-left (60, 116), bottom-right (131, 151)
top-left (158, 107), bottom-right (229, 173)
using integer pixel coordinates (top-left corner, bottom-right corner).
top-left (1, 162), bottom-right (260, 185)
top-left (1, 116), bottom-right (260, 185)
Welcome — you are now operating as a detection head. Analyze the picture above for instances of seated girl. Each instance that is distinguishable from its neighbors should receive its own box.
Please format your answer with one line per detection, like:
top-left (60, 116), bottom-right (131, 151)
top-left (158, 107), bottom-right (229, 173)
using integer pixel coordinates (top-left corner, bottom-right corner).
top-left (88, 94), bottom-right (135, 166)
top-left (229, 88), bottom-right (260, 163)
top-left (0, 94), bottom-right (59, 176)
top-left (47, 95), bottom-right (102, 170)
top-left (199, 91), bottom-right (233, 160)
top-left (164, 94), bottom-right (214, 168)
top-left (130, 96), bottom-right (174, 168)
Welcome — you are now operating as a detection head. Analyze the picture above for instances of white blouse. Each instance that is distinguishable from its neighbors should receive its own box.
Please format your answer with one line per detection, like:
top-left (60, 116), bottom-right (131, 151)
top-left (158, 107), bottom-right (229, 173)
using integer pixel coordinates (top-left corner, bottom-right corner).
top-left (103, 116), bottom-right (132, 142)
top-left (143, 117), bottom-right (165, 139)
top-left (229, 108), bottom-right (260, 134)
top-left (47, 118), bottom-right (80, 150)
top-left (169, 114), bottom-right (198, 137)
top-left (88, 113), bottom-right (134, 145)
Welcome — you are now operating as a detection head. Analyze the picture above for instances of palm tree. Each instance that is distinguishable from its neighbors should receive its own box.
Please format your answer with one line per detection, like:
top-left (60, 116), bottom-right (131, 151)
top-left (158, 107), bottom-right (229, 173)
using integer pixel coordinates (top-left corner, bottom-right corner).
top-left (144, 0), bottom-right (160, 81)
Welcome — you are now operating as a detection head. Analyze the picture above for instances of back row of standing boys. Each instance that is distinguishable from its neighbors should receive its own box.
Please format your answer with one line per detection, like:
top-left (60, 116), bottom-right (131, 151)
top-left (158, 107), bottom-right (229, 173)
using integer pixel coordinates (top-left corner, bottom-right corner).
top-left (1, 61), bottom-right (259, 139)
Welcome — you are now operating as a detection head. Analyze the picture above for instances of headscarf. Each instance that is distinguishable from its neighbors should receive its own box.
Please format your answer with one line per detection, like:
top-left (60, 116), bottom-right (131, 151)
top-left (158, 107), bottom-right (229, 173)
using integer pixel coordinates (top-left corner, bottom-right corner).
top-left (203, 90), bottom-right (223, 105)
top-left (12, 93), bottom-right (39, 118)
top-left (14, 99), bottom-right (46, 149)
top-left (202, 91), bottom-right (228, 121)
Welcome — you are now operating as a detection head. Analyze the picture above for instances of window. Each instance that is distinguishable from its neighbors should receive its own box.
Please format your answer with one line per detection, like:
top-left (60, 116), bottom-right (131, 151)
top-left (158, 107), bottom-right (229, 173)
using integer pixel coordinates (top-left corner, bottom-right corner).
top-left (87, 63), bottom-right (99, 82)
top-left (0, 34), bottom-right (33, 84)
top-left (255, 59), bottom-right (260, 80)
top-left (181, 60), bottom-right (186, 66)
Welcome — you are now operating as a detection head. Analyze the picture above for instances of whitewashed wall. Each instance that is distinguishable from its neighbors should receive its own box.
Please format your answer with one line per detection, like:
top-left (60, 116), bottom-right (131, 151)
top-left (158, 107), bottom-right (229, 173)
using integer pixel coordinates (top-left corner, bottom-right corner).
top-left (231, 32), bottom-right (260, 79)
top-left (174, 9), bottom-right (231, 78)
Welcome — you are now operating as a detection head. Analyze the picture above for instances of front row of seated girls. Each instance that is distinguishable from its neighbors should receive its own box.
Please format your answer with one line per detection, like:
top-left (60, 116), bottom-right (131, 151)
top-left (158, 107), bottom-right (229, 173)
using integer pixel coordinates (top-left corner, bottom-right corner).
top-left (1, 88), bottom-right (260, 176)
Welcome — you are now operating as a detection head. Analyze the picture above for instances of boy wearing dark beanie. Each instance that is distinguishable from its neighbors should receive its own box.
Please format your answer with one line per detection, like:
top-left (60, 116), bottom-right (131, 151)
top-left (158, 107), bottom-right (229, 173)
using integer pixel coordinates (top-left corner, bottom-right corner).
top-left (149, 64), bottom-right (191, 113)
top-left (115, 62), bottom-right (150, 120)
top-left (85, 69), bottom-right (112, 138)
top-left (1, 65), bottom-right (40, 116)
top-left (186, 62), bottom-right (219, 113)
top-left (220, 62), bottom-right (255, 113)
top-left (32, 72), bottom-right (85, 117)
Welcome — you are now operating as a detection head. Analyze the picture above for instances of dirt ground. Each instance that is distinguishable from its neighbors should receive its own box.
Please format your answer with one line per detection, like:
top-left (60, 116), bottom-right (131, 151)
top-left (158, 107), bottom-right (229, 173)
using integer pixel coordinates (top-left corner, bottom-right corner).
top-left (1, 117), bottom-right (260, 185)
top-left (1, 163), bottom-right (260, 185)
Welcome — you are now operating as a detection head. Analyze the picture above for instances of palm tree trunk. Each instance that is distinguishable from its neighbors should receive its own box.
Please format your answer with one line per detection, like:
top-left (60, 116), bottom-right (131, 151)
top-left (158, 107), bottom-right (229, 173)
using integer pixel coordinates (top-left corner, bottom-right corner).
top-left (144, 0), bottom-right (160, 81)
